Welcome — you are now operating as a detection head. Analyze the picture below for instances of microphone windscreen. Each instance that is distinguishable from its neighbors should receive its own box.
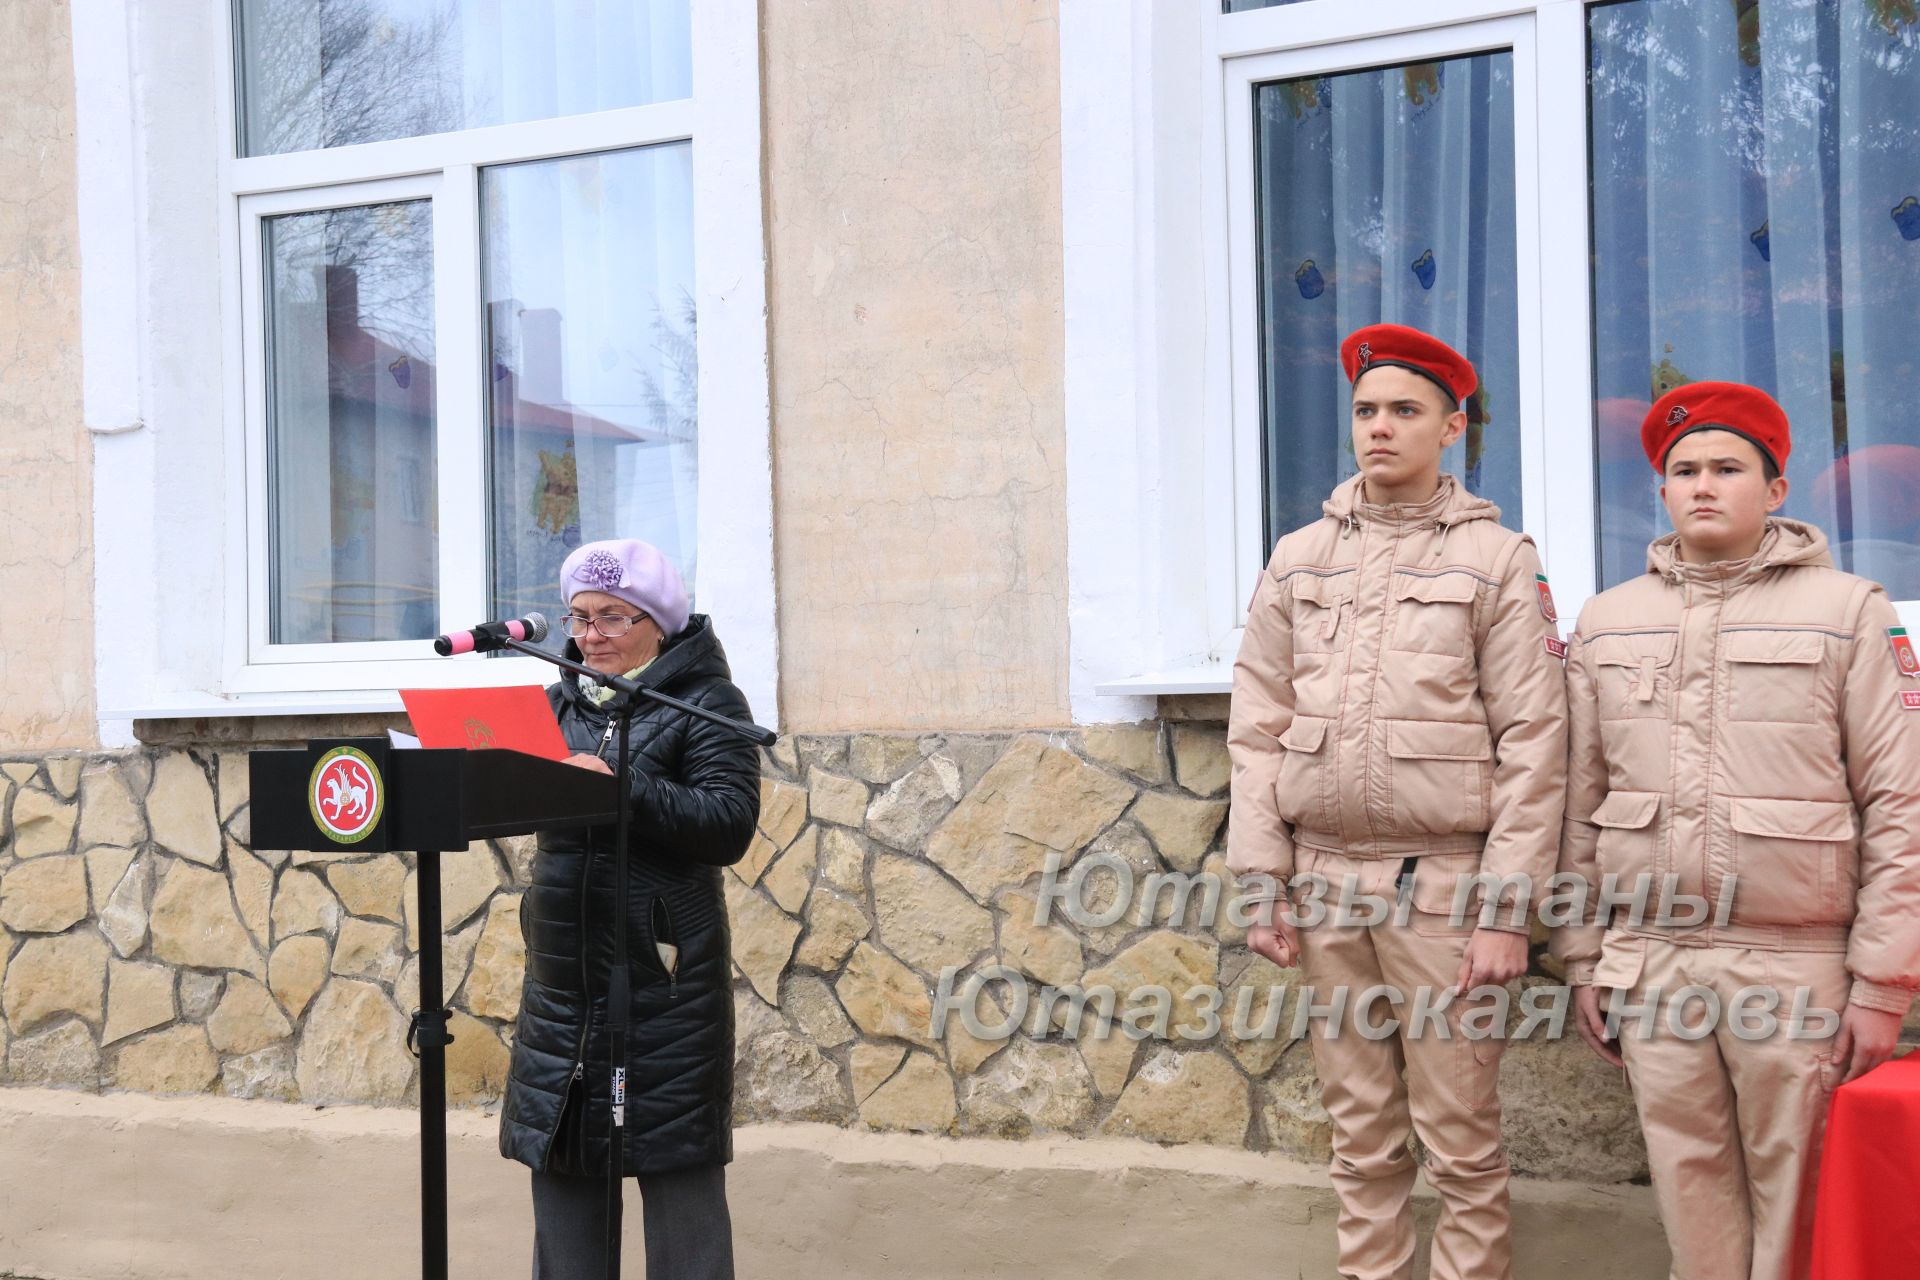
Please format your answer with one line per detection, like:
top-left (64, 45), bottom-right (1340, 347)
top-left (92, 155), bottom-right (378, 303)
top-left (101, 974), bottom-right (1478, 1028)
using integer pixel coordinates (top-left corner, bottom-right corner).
top-left (524, 612), bottom-right (550, 644)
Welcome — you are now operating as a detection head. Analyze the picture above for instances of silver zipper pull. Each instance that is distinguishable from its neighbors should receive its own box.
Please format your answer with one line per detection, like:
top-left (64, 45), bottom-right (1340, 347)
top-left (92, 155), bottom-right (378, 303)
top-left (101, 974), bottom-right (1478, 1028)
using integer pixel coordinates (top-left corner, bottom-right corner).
top-left (596, 721), bottom-right (617, 758)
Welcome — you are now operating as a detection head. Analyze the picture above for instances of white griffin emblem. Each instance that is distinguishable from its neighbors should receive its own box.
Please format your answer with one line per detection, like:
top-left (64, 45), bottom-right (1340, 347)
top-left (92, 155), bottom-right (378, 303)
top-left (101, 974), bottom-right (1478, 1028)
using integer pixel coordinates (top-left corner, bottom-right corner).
top-left (321, 763), bottom-right (371, 824)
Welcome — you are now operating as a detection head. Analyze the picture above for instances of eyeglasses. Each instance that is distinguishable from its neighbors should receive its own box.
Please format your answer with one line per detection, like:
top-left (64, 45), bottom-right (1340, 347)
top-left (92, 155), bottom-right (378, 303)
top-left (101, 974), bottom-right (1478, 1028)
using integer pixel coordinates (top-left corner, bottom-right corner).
top-left (560, 611), bottom-right (650, 639)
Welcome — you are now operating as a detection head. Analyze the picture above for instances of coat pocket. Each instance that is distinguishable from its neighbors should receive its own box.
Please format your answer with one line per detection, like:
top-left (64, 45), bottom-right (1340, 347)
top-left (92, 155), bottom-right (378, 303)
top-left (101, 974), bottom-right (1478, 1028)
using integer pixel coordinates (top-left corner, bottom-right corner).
top-left (1590, 790), bottom-right (1661, 914)
top-left (1290, 575), bottom-right (1353, 654)
top-left (1590, 935), bottom-right (1646, 992)
top-left (641, 895), bottom-right (683, 987)
top-left (1390, 572), bottom-right (1480, 657)
top-left (1408, 850), bottom-right (1486, 936)
top-left (1724, 630), bottom-right (1827, 725)
top-left (1727, 796), bottom-right (1857, 925)
top-left (1275, 715), bottom-right (1335, 833)
top-left (1384, 719), bottom-right (1493, 835)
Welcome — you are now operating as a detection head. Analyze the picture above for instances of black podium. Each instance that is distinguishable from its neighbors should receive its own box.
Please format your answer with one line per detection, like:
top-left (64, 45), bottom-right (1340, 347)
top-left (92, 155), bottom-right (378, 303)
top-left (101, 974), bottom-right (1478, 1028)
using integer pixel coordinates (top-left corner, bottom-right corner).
top-left (250, 738), bottom-right (619, 1280)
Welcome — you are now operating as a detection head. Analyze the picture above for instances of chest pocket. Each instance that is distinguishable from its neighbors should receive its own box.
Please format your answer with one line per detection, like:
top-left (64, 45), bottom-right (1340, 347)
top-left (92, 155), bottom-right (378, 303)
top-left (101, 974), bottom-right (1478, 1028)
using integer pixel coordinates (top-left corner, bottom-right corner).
top-left (1291, 575), bottom-right (1354, 654)
top-left (1723, 630), bottom-right (1828, 725)
top-left (1589, 633), bottom-right (1678, 720)
top-left (1390, 572), bottom-right (1480, 658)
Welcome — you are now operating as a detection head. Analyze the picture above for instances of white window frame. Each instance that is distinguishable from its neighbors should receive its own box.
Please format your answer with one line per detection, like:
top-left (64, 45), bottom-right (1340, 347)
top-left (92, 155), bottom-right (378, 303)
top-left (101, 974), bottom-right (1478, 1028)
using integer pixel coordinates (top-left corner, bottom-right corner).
top-left (75, 0), bottom-right (775, 738)
top-left (1066, 0), bottom-right (1601, 715)
top-left (234, 172), bottom-right (451, 671)
top-left (1067, 0), bottom-right (1917, 720)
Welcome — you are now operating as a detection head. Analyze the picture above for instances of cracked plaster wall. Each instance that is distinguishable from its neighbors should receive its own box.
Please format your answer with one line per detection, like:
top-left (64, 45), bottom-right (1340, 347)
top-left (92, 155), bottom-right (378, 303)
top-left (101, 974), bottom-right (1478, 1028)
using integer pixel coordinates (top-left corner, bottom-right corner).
top-left (0, 1), bottom-right (92, 751)
top-left (764, 0), bottom-right (1070, 732)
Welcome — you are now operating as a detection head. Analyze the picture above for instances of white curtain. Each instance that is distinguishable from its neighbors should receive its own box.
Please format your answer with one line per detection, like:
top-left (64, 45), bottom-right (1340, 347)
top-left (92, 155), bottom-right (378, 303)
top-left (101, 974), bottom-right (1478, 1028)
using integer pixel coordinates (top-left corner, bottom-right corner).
top-left (266, 202), bottom-right (439, 644)
top-left (483, 142), bottom-right (698, 629)
top-left (239, 0), bottom-right (691, 154)
top-left (1591, 0), bottom-right (1920, 597)
top-left (1255, 54), bottom-right (1521, 543)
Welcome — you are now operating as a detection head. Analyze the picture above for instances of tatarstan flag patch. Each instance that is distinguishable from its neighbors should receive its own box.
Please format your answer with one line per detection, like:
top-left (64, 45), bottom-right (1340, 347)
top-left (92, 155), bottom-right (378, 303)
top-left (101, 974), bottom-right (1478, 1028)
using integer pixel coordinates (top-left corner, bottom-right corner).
top-left (1892, 627), bottom-right (1919, 678)
top-left (1535, 574), bottom-right (1558, 623)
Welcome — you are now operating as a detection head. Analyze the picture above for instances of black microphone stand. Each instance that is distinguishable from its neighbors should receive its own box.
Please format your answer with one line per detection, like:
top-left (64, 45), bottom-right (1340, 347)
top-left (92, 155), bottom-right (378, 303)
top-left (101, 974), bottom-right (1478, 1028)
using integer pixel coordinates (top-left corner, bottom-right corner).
top-left (495, 636), bottom-right (773, 1279)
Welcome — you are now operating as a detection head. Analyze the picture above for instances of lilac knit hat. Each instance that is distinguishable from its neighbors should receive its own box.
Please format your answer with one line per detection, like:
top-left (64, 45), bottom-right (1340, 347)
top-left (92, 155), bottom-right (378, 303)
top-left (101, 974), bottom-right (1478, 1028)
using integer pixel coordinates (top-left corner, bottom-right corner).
top-left (559, 539), bottom-right (690, 637)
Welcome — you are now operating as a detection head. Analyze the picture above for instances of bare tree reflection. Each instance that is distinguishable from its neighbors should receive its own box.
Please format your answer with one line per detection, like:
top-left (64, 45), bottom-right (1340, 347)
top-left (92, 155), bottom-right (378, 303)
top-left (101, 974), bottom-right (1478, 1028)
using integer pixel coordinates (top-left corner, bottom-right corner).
top-left (238, 0), bottom-right (462, 156)
top-left (637, 289), bottom-right (698, 447)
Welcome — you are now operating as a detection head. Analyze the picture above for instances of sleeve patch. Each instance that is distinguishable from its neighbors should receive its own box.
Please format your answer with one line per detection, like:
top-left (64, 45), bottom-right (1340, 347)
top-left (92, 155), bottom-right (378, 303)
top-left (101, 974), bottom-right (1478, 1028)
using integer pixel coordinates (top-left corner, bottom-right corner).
top-left (1901, 690), bottom-right (1920, 711)
top-left (1535, 574), bottom-right (1558, 623)
top-left (1891, 627), bottom-right (1919, 678)
top-left (1546, 636), bottom-right (1569, 660)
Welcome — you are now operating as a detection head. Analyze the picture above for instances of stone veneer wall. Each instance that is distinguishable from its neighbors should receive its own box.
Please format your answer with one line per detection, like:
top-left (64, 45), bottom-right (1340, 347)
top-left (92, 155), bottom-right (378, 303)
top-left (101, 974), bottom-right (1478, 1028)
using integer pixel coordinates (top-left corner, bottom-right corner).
top-left (0, 726), bottom-right (1656, 1182)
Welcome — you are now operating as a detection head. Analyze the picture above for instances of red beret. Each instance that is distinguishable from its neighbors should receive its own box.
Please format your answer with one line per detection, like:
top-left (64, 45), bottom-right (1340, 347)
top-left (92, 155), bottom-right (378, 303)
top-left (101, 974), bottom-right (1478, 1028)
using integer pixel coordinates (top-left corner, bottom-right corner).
top-left (1642, 381), bottom-right (1791, 474)
top-left (1340, 324), bottom-right (1477, 406)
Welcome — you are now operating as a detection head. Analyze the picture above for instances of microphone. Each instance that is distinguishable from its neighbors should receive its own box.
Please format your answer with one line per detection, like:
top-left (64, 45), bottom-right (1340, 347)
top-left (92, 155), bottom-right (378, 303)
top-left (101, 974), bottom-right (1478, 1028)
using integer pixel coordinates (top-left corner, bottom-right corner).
top-left (433, 612), bottom-right (549, 657)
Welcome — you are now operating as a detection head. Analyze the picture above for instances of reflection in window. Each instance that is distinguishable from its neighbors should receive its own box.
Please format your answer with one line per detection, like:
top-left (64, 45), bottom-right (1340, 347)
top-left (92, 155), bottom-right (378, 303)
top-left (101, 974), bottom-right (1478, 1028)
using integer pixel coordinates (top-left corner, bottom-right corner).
top-left (1591, 0), bottom-right (1920, 597)
top-left (1252, 54), bottom-right (1519, 546)
top-left (234, 0), bottom-right (691, 157)
top-left (483, 144), bottom-right (696, 647)
top-left (264, 200), bottom-right (438, 644)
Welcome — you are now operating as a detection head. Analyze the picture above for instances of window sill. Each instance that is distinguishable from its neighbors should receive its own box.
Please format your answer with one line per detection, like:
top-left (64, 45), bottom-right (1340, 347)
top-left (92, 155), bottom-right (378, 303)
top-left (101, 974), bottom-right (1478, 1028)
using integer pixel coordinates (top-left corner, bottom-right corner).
top-left (107, 690), bottom-right (410, 720)
top-left (104, 660), bottom-right (561, 721)
top-left (1093, 661), bottom-right (1233, 697)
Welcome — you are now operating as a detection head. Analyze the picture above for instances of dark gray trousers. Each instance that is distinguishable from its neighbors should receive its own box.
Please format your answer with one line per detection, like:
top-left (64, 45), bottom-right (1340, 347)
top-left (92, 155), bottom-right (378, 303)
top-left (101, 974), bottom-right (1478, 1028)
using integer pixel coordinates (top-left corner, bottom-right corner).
top-left (530, 1164), bottom-right (734, 1280)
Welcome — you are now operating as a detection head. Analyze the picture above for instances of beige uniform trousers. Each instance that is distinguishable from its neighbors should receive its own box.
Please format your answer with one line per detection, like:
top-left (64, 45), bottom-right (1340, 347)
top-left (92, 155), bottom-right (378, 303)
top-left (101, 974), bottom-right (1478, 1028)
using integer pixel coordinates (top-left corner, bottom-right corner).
top-left (1597, 935), bottom-right (1848, 1280)
top-left (1296, 849), bottom-right (1512, 1280)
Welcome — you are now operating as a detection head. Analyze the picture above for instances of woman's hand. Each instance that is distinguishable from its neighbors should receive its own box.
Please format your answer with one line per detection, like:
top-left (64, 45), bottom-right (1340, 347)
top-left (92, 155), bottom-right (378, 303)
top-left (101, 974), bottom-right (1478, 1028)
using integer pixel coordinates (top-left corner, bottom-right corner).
top-left (563, 753), bottom-right (614, 775)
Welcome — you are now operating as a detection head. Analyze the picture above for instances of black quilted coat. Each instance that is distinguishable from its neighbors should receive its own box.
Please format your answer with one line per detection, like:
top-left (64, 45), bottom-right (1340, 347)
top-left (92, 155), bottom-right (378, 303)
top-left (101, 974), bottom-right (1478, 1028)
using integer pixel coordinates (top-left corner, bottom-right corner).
top-left (499, 614), bottom-right (761, 1177)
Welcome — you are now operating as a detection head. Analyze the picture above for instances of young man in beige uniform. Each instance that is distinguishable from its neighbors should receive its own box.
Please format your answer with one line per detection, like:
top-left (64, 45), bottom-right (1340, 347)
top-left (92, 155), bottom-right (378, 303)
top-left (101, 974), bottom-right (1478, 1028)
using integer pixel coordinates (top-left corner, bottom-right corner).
top-left (1227, 324), bottom-right (1568, 1280)
top-left (1553, 382), bottom-right (1920, 1280)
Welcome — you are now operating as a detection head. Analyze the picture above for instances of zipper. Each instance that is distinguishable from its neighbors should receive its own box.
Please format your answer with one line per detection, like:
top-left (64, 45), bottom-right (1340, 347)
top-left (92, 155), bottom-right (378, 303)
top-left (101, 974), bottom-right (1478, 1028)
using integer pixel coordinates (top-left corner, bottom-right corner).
top-left (1358, 516), bottom-right (1391, 848)
top-left (540, 1061), bottom-right (586, 1166)
top-left (1700, 576), bottom-right (1724, 930)
top-left (1333, 514), bottom-right (1368, 845)
top-left (543, 710), bottom-right (615, 1165)
top-left (650, 896), bottom-right (681, 999)
top-left (564, 829), bottom-right (595, 1098)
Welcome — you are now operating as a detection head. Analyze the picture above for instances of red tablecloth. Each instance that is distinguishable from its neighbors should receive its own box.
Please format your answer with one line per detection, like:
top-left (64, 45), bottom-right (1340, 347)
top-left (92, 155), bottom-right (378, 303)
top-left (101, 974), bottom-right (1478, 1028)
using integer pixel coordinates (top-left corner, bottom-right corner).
top-left (1811, 1053), bottom-right (1920, 1280)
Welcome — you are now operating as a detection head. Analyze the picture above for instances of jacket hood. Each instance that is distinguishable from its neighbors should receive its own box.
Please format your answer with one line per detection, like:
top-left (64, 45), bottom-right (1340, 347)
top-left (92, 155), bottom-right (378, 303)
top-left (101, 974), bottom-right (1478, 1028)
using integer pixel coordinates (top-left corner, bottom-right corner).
top-left (1644, 517), bottom-right (1834, 583)
top-left (1322, 472), bottom-right (1502, 529)
top-left (556, 612), bottom-right (734, 708)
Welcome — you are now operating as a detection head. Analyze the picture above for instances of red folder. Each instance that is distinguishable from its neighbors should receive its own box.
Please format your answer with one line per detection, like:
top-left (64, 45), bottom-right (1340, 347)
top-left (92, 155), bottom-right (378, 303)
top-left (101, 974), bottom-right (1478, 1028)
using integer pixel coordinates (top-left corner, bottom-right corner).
top-left (399, 686), bottom-right (571, 762)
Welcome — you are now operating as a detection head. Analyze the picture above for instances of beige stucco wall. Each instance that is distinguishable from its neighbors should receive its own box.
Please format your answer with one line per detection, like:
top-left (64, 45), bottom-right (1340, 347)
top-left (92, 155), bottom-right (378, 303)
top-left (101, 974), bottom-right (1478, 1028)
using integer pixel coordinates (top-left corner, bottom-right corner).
top-left (763, 1), bottom-right (1070, 732)
top-left (0, 1), bottom-right (91, 752)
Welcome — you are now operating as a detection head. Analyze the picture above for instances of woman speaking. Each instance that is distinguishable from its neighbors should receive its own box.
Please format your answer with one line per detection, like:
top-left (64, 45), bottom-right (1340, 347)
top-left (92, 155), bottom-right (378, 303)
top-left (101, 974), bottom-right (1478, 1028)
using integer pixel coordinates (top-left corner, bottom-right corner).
top-left (498, 538), bottom-right (760, 1280)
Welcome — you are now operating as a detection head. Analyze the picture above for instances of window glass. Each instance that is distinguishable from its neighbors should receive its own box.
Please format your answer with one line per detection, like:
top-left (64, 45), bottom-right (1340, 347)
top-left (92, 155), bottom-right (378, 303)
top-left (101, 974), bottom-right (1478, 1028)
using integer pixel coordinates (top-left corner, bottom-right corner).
top-left (1590, 0), bottom-right (1920, 597)
top-left (264, 200), bottom-right (438, 643)
top-left (482, 143), bottom-right (696, 647)
top-left (1252, 53), bottom-right (1520, 545)
top-left (1225, 1), bottom-right (1314, 11)
top-left (234, 0), bottom-right (691, 157)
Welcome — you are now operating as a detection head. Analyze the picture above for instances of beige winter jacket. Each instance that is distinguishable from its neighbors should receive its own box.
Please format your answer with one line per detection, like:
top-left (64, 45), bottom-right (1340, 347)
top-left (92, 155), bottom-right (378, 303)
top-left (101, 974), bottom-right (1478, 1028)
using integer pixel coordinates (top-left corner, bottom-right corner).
top-left (1551, 520), bottom-right (1920, 1016)
top-left (1226, 475), bottom-right (1570, 928)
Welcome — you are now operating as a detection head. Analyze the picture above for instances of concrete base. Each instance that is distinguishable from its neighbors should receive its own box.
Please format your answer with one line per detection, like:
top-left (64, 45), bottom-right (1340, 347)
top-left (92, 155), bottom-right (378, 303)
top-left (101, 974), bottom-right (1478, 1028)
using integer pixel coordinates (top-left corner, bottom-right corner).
top-left (0, 1088), bottom-right (1668, 1278)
